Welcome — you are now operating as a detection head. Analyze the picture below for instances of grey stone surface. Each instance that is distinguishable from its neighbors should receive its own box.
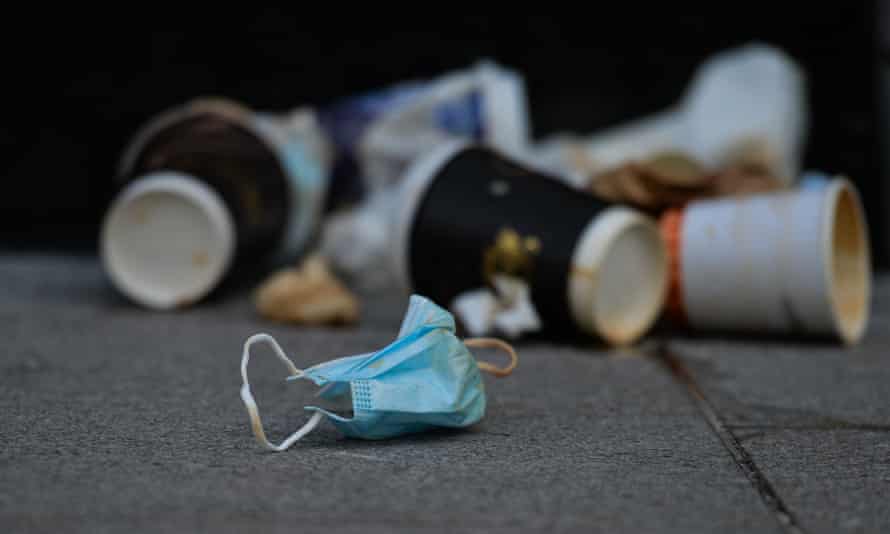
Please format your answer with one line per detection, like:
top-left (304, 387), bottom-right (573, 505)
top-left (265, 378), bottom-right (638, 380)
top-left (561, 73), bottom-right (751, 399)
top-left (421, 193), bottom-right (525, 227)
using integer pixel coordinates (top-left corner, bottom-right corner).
top-left (741, 430), bottom-right (890, 534)
top-left (667, 275), bottom-right (890, 533)
top-left (0, 254), bottom-right (782, 533)
top-left (668, 275), bottom-right (890, 428)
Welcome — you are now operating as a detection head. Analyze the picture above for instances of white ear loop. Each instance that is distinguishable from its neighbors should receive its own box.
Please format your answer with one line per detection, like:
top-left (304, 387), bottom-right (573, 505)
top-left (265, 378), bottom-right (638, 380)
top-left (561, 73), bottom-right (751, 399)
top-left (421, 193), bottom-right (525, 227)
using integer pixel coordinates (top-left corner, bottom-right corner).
top-left (240, 333), bottom-right (324, 451)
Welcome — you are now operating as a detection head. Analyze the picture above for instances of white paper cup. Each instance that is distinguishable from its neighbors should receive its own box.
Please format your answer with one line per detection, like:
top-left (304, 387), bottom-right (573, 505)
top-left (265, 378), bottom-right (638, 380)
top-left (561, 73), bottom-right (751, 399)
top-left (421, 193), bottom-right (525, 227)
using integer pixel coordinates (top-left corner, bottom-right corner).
top-left (101, 172), bottom-right (235, 309)
top-left (663, 178), bottom-right (871, 343)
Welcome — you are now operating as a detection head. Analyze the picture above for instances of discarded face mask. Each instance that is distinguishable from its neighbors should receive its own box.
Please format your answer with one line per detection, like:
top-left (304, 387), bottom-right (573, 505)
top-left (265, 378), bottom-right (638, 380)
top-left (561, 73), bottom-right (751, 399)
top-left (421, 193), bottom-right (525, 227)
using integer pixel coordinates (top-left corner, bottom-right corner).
top-left (240, 295), bottom-right (518, 450)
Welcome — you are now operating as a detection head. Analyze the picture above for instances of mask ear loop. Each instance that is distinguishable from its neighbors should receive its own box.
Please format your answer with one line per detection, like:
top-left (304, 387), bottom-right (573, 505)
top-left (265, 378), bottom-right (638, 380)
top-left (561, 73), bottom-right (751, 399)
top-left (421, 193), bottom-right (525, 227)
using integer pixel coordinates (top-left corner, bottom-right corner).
top-left (240, 333), bottom-right (324, 451)
top-left (463, 337), bottom-right (518, 377)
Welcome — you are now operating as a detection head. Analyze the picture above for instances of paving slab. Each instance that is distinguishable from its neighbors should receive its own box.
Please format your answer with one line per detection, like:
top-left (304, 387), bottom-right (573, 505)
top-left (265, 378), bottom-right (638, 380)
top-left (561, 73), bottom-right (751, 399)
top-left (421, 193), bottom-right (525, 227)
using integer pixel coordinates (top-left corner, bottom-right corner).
top-left (741, 430), bottom-right (890, 534)
top-left (667, 275), bottom-right (890, 533)
top-left (0, 254), bottom-right (782, 533)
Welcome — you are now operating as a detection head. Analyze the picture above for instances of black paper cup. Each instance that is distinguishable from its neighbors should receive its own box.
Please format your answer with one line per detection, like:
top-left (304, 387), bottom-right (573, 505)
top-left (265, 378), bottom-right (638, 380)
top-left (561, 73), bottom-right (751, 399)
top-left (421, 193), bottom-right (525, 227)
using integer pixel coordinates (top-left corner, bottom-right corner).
top-left (102, 98), bottom-right (329, 309)
top-left (393, 142), bottom-right (667, 345)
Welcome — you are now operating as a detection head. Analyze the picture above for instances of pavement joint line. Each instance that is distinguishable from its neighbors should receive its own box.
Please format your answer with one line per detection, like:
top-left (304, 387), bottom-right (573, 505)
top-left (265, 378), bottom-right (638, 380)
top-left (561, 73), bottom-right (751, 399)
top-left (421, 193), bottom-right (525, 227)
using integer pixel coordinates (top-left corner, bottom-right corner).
top-left (653, 342), bottom-right (806, 534)
top-left (729, 424), bottom-right (890, 432)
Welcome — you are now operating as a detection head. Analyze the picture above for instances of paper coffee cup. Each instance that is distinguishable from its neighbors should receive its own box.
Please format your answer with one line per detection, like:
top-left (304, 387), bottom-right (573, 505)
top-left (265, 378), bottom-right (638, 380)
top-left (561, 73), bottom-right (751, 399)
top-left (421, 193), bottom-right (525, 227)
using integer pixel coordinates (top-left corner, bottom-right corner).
top-left (103, 98), bottom-right (330, 309)
top-left (661, 178), bottom-right (871, 343)
top-left (101, 172), bottom-right (235, 309)
top-left (393, 142), bottom-right (667, 345)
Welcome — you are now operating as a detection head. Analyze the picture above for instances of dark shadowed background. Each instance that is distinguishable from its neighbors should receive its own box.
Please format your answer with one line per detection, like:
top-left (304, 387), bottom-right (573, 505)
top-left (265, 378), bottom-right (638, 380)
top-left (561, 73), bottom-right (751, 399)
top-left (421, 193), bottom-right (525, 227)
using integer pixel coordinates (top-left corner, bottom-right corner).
top-left (2, 7), bottom-right (886, 262)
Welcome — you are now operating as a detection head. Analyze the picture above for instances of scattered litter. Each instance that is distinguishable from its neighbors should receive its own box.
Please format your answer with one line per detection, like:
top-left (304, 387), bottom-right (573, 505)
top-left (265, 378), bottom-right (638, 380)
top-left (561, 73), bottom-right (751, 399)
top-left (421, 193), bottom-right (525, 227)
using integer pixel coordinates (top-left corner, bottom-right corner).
top-left (534, 43), bottom-right (806, 189)
top-left (319, 188), bottom-right (401, 291)
top-left (100, 45), bottom-right (872, 351)
top-left (320, 60), bottom-right (529, 197)
top-left (254, 255), bottom-right (359, 325)
top-left (318, 61), bottom-right (530, 289)
top-left (452, 274), bottom-right (542, 339)
top-left (588, 150), bottom-right (782, 210)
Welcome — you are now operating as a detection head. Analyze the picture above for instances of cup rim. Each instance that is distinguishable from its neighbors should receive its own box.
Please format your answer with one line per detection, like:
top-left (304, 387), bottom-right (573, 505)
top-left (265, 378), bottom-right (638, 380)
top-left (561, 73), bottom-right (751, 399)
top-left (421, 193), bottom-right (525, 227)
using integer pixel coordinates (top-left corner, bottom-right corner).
top-left (116, 98), bottom-right (253, 179)
top-left (823, 178), bottom-right (871, 344)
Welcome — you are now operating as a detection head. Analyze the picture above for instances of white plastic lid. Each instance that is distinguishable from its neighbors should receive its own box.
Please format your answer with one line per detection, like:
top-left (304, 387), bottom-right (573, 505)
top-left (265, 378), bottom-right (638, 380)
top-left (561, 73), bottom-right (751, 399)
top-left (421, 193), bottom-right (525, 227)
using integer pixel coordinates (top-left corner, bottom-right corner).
top-left (101, 172), bottom-right (236, 309)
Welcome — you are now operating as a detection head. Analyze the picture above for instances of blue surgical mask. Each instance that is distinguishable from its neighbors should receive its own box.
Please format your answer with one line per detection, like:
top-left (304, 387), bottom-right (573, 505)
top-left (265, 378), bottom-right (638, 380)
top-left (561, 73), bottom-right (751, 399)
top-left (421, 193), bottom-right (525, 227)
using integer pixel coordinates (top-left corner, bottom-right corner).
top-left (240, 295), bottom-right (517, 451)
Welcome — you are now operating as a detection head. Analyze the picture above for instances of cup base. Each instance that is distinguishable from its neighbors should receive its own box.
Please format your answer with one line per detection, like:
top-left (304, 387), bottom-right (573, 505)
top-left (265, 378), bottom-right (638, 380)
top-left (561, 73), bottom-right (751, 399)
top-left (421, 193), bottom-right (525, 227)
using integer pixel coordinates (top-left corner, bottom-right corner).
top-left (101, 172), bottom-right (235, 309)
top-left (569, 208), bottom-right (668, 345)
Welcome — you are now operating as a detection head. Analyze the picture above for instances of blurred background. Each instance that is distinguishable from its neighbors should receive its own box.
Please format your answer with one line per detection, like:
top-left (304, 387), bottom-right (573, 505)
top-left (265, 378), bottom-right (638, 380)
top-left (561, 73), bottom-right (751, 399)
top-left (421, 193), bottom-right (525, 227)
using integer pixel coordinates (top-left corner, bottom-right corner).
top-left (2, 5), bottom-right (886, 263)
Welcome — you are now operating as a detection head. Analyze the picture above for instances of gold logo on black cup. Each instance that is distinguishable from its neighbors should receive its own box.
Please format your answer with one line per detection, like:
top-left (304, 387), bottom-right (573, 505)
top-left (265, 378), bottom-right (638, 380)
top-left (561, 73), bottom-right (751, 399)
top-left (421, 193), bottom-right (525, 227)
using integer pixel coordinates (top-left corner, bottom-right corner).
top-left (483, 228), bottom-right (541, 284)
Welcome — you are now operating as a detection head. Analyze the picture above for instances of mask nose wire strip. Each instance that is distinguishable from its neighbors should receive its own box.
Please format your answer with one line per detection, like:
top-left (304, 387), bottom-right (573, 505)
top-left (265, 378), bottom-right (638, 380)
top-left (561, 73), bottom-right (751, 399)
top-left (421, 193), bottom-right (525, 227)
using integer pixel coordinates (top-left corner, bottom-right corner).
top-left (463, 337), bottom-right (518, 377)
top-left (240, 333), bottom-right (324, 452)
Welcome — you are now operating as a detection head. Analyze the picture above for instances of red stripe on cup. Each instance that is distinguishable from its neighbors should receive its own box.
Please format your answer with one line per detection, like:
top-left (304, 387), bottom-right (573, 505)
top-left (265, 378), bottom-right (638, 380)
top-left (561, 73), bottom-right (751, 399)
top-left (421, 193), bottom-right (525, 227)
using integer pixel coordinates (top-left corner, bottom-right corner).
top-left (660, 208), bottom-right (686, 324)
